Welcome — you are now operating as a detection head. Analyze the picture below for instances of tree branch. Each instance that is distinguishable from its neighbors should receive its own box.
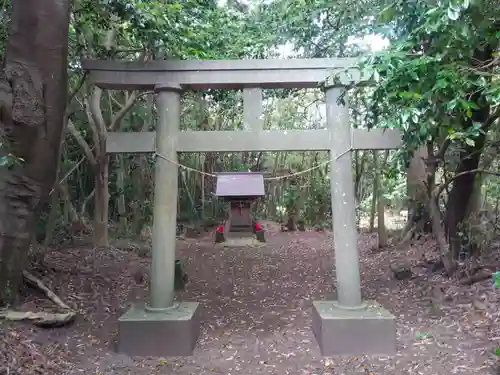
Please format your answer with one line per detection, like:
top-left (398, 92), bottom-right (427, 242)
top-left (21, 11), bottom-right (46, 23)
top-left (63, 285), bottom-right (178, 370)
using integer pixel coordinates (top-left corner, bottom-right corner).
top-left (109, 91), bottom-right (137, 131)
top-left (83, 96), bottom-right (100, 154)
top-left (67, 72), bottom-right (87, 106)
top-left (109, 90), bottom-right (152, 131)
top-left (66, 119), bottom-right (97, 166)
top-left (434, 168), bottom-right (500, 201)
top-left (485, 106), bottom-right (500, 128)
top-left (89, 86), bottom-right (106, 134)
top-left (435, 138), bottom-right (451, 160)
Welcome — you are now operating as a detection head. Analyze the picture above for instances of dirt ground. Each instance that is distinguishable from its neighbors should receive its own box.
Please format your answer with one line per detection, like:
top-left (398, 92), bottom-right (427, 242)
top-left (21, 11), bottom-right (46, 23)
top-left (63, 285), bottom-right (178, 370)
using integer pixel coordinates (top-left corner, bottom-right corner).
top-left (1, 221), bottom-right (499, 374)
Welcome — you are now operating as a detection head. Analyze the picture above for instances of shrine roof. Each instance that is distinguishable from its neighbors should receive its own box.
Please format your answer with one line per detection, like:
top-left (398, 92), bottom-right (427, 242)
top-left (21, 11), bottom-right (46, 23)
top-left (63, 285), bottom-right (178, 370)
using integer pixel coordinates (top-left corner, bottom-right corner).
top-left (215, 172), bottom-right (265, 197)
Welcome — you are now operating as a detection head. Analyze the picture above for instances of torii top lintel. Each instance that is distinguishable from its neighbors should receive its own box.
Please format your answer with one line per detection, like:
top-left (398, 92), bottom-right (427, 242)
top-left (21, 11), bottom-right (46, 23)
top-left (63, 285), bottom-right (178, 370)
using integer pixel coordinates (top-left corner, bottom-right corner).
top-left (81, 57), bottom-right (369, 90)
top-left (81, 57), bottom-right (402, 155)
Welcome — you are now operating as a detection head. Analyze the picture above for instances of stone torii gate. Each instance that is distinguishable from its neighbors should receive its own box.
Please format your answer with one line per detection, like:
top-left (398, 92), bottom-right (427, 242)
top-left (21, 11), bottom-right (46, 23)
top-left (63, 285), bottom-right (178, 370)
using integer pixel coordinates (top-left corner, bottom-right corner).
top-left (82, 58), bottom-right (400, 357)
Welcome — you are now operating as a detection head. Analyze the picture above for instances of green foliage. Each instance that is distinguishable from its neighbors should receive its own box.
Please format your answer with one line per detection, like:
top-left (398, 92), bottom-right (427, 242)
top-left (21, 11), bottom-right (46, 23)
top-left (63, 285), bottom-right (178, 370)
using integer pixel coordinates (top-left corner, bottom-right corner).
top-left (493, 271), bottom-right (500, 289)
top-left (1, 0), bottom-right (499, 240)
top-left (262, 0), bottom-right (386, 57)
top-left (0, 137), bottom-right (23, 169)
top-left (74, 0), bottom-right (276, 59)
top-left (283, 185), bottom-right (300, 210)
top-left (362, 0), bottom-right (499, 159)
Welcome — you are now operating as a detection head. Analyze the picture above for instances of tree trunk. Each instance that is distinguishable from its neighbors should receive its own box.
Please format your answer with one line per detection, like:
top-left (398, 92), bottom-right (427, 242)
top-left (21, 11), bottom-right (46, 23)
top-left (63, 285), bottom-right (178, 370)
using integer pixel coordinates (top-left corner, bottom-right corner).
top-left (445, 40), bottom-right (497, 261)
top-left (445, 121), bottom-right (490, 260)
top-left (460, 131), bottom-right (498, 256)
top-left (131, 162), bottom-right (146, 234)
top-left (404, 146), bottom-right (432, 235)
top-left (354, 150), bottom-right (366, 204)
top-left (369, 151), bottom-right (379, 232)
top-left (377, 194), bottom-right (387, 247)
top-left (93, 156), bottom-right (109, 246)
top-left (430, 190), bottom-right (456, 274)
top-left (60, 184), bottom-right (84, 228)
top-left (377, 151), bottom-right (389, 247)
top-left (42, 131), bottom-right (67, 248)
top-left (131, 93), bottom-right (153, 234)
top-left (43, 186), bottom-right (61, 247)
top-left (0, 0), bottom-right (70, 306)
top-left (116, 155), bottom-right (128, 235)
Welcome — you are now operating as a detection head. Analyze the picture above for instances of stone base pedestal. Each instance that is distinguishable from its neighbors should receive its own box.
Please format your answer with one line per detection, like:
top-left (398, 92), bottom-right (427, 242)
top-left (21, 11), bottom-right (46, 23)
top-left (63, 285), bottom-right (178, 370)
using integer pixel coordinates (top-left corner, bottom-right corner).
top-left (218, 238), bottom-right (266, 248)
top-left (312, 300), bottom-right (396, 356)
top-left (117, 302), bottom-right (201, 357)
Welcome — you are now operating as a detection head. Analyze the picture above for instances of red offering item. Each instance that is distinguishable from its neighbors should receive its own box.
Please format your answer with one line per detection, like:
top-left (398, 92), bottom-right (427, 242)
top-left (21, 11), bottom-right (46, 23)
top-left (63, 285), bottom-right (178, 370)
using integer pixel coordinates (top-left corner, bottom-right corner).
top-left (216, 226), bottom-right (224, 233)
top-left (255, 223), bottom-right (261, 231)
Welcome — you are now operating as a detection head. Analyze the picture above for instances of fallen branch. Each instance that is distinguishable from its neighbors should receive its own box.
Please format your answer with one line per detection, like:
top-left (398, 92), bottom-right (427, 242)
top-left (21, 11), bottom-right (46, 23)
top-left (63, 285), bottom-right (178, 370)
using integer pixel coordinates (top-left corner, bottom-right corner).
top-left (459, 269), bottom-right (492, 286)
top-left (0, 271), bottom-right (77, 328)
top-left (0, 310), bottom-right (76, 328)
top-left (22, 270), bottom-right (70, 310)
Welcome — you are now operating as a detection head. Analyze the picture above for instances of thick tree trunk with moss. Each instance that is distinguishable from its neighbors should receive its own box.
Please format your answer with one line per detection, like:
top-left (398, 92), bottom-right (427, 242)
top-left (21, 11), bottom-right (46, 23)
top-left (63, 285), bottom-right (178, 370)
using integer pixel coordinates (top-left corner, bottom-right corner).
top-left (444, 39), bottom-right (500, 260)
top-left (445, 129), bottom-right (489, 260)
top-left (0, 0), bottom-right (70, 306)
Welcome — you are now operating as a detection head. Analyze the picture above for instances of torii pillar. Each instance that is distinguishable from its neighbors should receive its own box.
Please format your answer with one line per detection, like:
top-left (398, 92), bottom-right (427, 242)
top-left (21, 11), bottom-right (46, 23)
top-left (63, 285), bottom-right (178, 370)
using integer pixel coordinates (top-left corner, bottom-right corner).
top-left (311, 83), bottom-right (397, 356)
top-left (117, 83), bottom-right (201, 357)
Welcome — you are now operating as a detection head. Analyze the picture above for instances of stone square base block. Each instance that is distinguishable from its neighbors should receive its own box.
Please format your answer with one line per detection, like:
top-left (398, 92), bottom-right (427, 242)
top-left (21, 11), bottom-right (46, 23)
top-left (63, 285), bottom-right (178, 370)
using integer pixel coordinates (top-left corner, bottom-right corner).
top-left (117, 301), bottom-right (201, 357)
top-left (219, 237), bottom-right (266, 248)
top-left (312, 300), bottom-right (396, 356)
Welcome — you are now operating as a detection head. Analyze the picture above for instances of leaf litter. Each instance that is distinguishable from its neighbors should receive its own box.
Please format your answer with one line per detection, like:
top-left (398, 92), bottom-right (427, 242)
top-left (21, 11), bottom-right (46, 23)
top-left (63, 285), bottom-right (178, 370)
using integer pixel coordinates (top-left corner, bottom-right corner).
top-left (1, 221), bottom-right (499, 374)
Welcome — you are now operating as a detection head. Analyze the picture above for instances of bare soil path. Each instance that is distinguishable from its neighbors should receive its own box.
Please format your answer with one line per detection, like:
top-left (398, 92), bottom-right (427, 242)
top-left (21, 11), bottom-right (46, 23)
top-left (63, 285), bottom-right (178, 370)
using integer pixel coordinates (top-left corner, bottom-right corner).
top-left (1, 222), bottom-right (499, 374)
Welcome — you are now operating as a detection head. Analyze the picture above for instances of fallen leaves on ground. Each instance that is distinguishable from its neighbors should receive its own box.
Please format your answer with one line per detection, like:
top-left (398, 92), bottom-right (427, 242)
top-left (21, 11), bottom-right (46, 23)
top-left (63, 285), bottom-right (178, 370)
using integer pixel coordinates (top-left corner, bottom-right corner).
top-left (0, 220), bottom-right (499, 374)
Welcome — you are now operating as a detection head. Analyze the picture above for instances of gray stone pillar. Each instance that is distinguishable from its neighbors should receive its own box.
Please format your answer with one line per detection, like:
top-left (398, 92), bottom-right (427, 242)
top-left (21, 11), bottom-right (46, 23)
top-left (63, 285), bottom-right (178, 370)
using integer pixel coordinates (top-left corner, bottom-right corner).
top-left (117, 84), bottom-right (201, 355)
top-left (326, 86), bottom-right (363, 308)
top-left (149, 83), bottom-right (182, 310)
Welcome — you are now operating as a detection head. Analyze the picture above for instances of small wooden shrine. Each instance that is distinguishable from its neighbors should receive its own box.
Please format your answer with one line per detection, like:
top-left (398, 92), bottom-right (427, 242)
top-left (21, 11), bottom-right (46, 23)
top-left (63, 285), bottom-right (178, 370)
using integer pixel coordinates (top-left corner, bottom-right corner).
top-left (215, 172), bottom-right (265, 239)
